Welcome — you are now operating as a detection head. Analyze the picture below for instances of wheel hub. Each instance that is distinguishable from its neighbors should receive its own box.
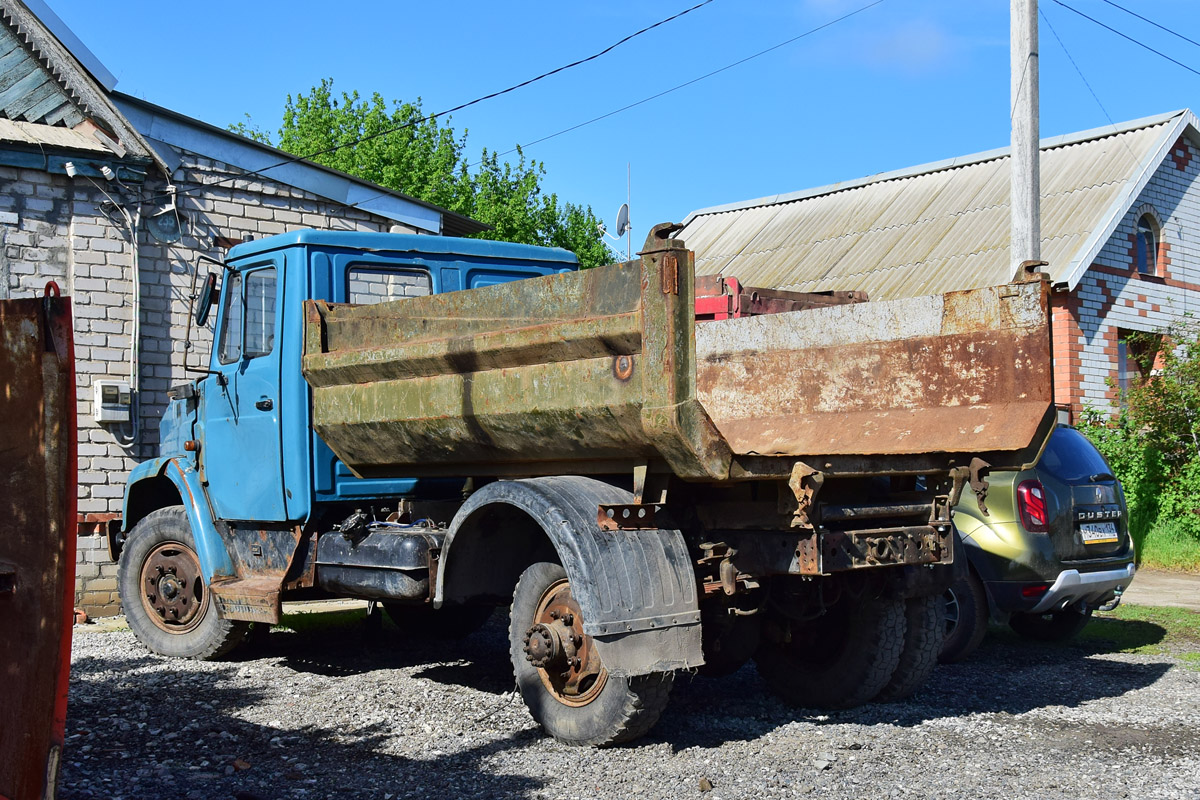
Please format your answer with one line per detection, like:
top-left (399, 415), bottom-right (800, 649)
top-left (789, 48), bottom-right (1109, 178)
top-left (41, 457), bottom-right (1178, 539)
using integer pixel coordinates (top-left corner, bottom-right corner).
top-left (527, 579), bottom-right (606, 707)
top-left (523, 622), bottom-right (564, 668)
top-left (140, 542), bottom-right (205, 632)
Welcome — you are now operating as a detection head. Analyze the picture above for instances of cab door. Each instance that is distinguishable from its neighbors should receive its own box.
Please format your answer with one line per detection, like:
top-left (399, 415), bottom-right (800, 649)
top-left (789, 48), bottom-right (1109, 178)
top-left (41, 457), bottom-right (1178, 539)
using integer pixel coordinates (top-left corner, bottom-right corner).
top-left (199, 260), bottom-right (288, 521)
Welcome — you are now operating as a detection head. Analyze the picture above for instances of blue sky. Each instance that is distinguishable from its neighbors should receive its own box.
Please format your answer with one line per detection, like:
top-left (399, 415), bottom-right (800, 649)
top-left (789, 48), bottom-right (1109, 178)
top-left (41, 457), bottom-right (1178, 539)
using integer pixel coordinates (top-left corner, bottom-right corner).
top-left (42, 0), bottom-right (1200, 251)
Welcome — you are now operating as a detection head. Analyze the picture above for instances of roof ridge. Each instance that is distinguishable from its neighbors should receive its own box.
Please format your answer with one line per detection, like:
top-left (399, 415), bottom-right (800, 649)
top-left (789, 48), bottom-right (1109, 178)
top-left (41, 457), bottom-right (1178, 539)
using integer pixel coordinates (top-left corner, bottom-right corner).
top-left (684, 111), bottom-right (1186, 223)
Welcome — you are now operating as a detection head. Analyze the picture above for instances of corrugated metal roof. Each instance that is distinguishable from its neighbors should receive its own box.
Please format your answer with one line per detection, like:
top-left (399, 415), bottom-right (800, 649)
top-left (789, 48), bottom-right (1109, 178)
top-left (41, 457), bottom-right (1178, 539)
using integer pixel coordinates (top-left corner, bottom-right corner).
top-left (680, 111), bottom-right (1192, 297)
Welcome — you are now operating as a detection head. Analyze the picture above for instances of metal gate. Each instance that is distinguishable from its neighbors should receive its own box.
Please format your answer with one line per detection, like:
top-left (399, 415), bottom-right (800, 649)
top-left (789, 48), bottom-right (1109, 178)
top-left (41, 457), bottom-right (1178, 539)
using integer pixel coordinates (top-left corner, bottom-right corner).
top-left (0, 283), bottom-right (76, 800)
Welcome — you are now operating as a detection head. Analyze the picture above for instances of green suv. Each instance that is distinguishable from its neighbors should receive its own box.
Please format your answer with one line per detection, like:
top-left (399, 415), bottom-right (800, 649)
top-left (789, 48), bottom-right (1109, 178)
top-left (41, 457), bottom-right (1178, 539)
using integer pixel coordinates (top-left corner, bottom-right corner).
top-left (940, 425), bottom-right (1137, 662)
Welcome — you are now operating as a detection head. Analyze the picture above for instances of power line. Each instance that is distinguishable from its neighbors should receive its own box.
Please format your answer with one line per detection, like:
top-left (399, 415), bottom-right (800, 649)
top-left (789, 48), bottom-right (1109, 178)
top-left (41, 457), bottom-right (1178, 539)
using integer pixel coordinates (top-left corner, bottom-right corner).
top-left (1040, 8), bottom-right (1117, 128)
top-left (158, 0), bottom-right (716, 205)
top-left (1098, 0), bottom-right (1200, 53)
top-left (488, 0), bottom-right (886, 164)
top-left (342, 0), bottom-right (887, 212)
top-left (1050, 0), bottom-right (1200, 79)
top-left (1040, 5), bottom-right (1145, 170)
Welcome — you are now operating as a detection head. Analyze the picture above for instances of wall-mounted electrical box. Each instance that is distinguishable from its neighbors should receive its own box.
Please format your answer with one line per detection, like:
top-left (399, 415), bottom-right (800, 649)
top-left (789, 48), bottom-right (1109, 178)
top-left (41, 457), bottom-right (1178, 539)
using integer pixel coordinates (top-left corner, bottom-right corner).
top-left (93, 380), bottom-right (131, 423)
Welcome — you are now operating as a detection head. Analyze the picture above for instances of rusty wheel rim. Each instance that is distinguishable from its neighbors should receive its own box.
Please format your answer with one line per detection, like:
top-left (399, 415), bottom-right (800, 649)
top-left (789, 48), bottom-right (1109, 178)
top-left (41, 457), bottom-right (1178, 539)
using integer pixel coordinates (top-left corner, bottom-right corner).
top-left (527, 578), bottom-right (607, 707)
top-left (139, 540), bottom-right (207, 634)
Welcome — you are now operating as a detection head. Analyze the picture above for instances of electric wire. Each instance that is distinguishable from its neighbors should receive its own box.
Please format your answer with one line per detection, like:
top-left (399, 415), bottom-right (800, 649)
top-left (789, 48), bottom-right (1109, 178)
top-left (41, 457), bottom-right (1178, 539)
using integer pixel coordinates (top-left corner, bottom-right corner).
top-left (1097, 0), bottom-right (1200, 53)
top-left (345, 0), bottom-right (886, 211)
top-left (149, 1), bottom-right (716, 205)
top-left (1040, 8), bottom-right (1118, 129)
top-left (1040, 7), bottom-right (1145, 170)
top-left (1049, 0), bottom-right (1200, 79)
top-left (483, 0), bottom-right (885, 165)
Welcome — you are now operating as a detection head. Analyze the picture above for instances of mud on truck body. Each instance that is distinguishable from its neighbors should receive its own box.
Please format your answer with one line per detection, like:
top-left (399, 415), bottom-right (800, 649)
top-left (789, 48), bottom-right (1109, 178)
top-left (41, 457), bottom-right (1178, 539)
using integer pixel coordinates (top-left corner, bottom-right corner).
top-left (117, 224), bottom-right (1055, 745)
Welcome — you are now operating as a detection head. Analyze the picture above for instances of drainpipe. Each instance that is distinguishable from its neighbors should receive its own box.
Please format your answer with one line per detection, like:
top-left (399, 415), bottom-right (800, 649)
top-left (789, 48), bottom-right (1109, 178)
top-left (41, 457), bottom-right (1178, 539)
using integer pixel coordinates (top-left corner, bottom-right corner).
top-left (115, 207), bottom-right (141, 452)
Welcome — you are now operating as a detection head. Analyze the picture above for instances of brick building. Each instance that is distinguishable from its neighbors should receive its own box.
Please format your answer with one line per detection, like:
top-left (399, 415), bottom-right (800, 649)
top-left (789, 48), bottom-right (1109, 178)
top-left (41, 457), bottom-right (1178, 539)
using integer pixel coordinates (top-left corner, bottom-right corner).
top-left (1, 0), bottom-right (483, 615)
top-left (679, 110), bottom-right (1200, 422)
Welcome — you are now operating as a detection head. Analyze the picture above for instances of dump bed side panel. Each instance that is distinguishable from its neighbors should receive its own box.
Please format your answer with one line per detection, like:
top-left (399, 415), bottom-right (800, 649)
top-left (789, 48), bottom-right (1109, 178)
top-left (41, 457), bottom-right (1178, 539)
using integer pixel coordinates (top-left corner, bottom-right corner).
top-left (303, 241), bottom-right (732, 480)
top-left (695, 281), bottom-right (1053, 462)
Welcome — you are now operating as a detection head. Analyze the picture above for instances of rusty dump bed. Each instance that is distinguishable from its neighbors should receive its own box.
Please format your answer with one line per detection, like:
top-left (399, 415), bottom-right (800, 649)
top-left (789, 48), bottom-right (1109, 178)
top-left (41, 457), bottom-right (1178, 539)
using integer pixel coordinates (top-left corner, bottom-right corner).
top-left (302, 229), bottom-right (1054, 483)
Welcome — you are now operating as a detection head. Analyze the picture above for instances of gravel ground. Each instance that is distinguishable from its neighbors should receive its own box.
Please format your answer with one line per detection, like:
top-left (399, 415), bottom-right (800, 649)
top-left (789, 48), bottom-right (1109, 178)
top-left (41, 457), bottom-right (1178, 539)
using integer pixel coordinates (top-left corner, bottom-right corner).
top-left (61, 609), bottom-right (1200, 800)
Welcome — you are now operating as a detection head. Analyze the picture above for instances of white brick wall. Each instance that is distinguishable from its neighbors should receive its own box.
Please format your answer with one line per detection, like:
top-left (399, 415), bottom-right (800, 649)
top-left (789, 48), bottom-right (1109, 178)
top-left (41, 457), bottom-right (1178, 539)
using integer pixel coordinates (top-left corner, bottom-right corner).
top-left (3, 147), bottom-right (418, 615)
top-left (1070, 135), bottom-right (1200, 416)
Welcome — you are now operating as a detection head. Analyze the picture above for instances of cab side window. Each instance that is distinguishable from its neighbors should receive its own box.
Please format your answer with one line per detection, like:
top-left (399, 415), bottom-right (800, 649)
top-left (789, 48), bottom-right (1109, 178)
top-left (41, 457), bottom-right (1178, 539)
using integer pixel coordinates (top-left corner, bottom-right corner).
top-left (217, 272), bottom-right (243, 364)
top-left (348, 266), bottom-right (431, 304)
top-left (244, 269), bottom-right (277, 357)
top-left (217, 267), bottom-right (277, 363)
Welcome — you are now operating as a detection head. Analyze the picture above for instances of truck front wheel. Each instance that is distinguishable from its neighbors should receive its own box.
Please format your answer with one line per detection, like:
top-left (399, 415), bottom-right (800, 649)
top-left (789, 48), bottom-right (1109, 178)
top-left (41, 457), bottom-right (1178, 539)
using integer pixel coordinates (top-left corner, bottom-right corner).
top-left (509, 562), bottom-right (673, 746)
top-left (755, 593), bottom-right (906, 709)
top-left (118, 506), bottom-right (248, 660)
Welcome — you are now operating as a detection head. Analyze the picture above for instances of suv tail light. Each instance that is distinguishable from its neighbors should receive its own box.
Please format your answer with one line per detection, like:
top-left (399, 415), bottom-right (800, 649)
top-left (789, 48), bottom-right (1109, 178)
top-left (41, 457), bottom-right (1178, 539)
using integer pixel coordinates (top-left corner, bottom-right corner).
top-left (1017, 479), bottom-right (1049, 533)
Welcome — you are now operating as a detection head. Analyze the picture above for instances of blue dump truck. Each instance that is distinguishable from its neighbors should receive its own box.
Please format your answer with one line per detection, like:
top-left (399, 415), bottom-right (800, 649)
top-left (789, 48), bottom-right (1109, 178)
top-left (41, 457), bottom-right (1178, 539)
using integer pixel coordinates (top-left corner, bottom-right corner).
top-left (117, 224), bottom-right (1057, 745)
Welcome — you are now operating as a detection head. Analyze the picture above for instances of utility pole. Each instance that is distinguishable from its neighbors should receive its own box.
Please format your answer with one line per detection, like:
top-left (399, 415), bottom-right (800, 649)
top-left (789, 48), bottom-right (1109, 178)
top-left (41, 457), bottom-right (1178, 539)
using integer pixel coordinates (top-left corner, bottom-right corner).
top-left (1011, 0), bottom-right (1041, 270)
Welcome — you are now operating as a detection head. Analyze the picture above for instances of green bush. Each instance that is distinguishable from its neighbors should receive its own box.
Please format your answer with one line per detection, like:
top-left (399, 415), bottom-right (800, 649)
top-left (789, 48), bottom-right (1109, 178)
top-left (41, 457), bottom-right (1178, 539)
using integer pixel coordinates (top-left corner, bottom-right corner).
top-left (1077, 320), bottom-right (1200, 570)
top-left (1078, 407), bottom-right (1163, 559)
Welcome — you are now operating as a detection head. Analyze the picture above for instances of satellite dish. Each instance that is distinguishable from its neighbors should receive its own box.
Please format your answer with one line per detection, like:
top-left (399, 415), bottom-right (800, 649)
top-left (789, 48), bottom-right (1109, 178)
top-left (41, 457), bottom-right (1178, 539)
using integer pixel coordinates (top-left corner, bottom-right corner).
top-left (615, 203), bottom-right (632, 236)
top-left (147, 206), bottom-right (185, 244)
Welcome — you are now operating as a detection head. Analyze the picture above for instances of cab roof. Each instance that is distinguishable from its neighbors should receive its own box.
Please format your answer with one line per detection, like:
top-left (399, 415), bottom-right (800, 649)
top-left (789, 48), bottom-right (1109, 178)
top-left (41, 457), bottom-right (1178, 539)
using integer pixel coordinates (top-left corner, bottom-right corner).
top-left (226, 230), bottom-right (580, 266)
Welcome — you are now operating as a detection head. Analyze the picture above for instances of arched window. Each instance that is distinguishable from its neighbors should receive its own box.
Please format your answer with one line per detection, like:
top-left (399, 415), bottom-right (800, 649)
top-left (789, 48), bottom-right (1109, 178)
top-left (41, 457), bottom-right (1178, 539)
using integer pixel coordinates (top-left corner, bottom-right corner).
top-left (1136, 214), bottom-right (1158, 275)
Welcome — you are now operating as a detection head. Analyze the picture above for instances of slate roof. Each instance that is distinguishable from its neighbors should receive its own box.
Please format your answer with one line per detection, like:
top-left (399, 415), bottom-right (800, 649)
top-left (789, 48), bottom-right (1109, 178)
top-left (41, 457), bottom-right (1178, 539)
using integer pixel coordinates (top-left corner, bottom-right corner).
top-left (680, 110), bottom-right (1198, 298)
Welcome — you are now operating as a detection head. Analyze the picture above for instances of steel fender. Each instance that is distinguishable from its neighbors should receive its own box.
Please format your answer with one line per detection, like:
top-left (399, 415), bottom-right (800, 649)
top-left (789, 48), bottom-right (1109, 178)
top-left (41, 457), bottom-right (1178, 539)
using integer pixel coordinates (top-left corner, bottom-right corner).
top-left (437, 476), bottom-right (703, 674)
top-left (123, 457), bottom-right (236, 582)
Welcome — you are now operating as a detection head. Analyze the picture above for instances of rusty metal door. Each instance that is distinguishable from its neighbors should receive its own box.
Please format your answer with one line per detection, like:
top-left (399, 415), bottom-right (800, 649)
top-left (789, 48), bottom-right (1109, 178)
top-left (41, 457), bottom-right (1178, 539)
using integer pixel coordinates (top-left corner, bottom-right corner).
top-left (0, 284), bottom-right (76, 800)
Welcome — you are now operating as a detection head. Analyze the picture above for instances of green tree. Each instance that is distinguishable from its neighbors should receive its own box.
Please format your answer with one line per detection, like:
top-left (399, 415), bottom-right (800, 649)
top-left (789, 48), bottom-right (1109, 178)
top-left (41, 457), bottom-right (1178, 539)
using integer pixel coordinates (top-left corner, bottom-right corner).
top-left (231, 79), bottom-right (611, 268)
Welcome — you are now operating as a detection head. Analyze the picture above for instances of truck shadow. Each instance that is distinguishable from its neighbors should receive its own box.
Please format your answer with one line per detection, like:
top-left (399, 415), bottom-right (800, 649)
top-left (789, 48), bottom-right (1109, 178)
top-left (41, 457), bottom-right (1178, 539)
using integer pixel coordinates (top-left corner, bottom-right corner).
top-left (652, 617), bottom-right (1175, 751)
top-left (62, 648), bottom-right (543, 800)
top-left (264, 611), bottom-right (515, 695)
top-left (252, 608), bottom-right (1178, 751)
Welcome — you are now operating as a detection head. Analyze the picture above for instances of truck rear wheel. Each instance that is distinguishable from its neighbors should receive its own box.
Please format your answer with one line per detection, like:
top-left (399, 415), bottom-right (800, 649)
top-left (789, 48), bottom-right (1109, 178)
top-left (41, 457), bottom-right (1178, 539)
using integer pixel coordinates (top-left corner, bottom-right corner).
top-left (509, 562), bottom-right (673, 746)
top-left (118, 506), bottom-right (248, 660)
top-left (754, 593), bottom-right (905, 709)
top-left (874, 593), bottom-right (945, 702)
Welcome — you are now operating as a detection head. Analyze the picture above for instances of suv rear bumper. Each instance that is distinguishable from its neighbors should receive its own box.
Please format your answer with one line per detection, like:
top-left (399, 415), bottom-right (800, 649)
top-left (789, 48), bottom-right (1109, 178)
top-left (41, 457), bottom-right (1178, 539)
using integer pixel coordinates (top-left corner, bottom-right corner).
top-left (1029, 563), bottom-right (1137, 614)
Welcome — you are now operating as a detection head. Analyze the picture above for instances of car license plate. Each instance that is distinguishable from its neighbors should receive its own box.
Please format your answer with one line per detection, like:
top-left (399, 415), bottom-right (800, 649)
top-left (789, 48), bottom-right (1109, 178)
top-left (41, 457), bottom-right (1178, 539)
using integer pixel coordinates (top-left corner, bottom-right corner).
top-left (1080, 521), bottom-right (1118, 544)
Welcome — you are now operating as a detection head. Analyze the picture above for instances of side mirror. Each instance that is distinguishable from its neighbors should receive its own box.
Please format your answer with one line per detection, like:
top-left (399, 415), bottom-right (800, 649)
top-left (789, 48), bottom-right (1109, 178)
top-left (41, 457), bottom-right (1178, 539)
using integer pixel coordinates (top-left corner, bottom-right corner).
top-left (195, 273), bottom-right (218, 326)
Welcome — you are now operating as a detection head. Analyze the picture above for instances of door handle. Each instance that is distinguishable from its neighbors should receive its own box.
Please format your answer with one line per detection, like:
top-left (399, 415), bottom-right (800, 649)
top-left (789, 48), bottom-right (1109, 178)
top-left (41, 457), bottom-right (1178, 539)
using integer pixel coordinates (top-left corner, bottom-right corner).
top-left (255, 398), bottom-right (274, 411)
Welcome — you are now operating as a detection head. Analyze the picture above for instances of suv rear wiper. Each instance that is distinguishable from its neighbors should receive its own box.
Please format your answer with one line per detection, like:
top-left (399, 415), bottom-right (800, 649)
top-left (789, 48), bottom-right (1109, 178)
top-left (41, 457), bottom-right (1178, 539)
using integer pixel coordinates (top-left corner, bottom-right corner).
top-left (1089, 472), bottom-right (1116, 482)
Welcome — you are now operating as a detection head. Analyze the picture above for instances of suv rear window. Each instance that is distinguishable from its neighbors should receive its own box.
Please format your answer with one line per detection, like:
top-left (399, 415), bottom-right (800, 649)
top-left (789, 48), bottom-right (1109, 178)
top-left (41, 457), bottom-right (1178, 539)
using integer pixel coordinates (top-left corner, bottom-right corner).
top-left (1038, 427), bottom-right (1113, 483)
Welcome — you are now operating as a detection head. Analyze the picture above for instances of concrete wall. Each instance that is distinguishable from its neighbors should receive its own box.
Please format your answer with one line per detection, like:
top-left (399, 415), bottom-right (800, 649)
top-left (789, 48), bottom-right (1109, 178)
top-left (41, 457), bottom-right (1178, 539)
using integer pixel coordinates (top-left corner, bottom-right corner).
top-left (2, 145), bottom-right (416, 616)
top-left (1054, 134), bottom-right (1200, 420)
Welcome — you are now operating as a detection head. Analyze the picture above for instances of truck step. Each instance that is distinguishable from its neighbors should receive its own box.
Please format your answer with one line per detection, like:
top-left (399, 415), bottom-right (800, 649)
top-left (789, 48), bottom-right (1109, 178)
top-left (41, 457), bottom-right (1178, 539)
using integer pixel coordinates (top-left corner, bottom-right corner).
top-left (210, 576), bottom-right (282, 624)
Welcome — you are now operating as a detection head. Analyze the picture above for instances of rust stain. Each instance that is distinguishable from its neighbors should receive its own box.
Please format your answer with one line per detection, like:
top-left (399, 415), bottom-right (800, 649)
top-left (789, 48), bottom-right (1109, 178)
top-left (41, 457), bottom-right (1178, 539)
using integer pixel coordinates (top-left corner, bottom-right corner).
top-left (0, 290), bottom-right (76, 800)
